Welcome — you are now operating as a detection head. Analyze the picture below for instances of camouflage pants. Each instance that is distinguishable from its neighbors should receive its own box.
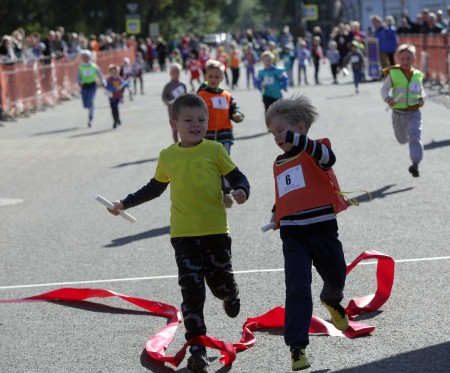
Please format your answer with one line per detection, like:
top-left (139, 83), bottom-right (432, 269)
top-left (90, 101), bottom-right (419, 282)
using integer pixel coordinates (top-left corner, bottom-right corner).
top-left (171, 233), bottom-right (239, 340)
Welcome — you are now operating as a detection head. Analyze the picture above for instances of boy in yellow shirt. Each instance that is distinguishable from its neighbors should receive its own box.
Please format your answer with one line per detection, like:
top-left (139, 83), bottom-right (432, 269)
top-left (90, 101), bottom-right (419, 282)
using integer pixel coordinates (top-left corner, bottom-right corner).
top-left (107, 93), bottom-right (250, 373)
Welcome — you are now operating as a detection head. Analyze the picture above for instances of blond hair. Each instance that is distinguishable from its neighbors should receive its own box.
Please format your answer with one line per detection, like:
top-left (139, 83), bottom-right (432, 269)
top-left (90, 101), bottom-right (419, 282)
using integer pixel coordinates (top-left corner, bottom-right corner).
top-left (266, 94), bottom-right (318, 131)
top-left (205, 59), bottom-right (225, 73)
top-left (261, 50), bottom-right (275, 60)
top-left (397, 43), bottom-right (416, 57)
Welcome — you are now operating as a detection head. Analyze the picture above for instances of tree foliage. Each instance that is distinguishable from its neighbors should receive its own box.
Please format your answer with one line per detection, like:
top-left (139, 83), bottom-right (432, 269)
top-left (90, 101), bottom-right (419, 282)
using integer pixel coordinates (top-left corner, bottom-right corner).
top-left (0, 0), bottom-right (295, 37)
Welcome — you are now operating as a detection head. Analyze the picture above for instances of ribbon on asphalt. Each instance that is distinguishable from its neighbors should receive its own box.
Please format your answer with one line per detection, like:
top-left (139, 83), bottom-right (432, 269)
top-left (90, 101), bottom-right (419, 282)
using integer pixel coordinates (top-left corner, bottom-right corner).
top-left (0, 250), bottom-right (394, 367)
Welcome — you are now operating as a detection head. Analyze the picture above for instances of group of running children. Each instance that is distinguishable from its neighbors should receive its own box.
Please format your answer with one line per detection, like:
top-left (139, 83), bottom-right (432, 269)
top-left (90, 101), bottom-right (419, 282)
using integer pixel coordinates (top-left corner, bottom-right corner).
top-left (87, 41), bottom-right (424, 372)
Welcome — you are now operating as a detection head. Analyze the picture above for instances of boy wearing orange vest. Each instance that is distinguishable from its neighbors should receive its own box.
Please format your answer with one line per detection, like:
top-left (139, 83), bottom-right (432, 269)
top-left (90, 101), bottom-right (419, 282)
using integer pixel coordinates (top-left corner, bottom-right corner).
top-left (197, 59), bottom-right (244, 208)
top-left (266, 94), bottom-right (349, 371)
top-left (381, 43), bottom-right (425, 177)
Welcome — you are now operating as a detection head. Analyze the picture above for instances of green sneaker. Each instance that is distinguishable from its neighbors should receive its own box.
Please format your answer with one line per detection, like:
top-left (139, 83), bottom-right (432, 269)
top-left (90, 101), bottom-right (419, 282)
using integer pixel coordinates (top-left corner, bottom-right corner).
top-left (321, 300), bottom-right (349, 331)
top-left (291, 348), bottom-right (310, 371)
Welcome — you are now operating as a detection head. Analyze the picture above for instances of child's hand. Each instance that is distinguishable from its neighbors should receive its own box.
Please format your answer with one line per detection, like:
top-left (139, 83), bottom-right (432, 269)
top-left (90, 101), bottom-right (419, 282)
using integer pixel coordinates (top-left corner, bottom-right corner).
top-left (270, 212), bottom-right (279, 230)
top-left (232, 112), bottom-right (244, 122)
top-left (107, 201), bottom-right (124, 216)
top-left (231, 189), bottom-right (247, 204)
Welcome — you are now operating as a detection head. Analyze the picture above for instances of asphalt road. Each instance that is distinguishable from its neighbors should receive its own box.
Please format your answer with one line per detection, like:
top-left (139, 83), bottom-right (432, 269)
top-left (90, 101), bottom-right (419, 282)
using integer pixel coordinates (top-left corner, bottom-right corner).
top-left (1, 61), bottom-right (449, 373)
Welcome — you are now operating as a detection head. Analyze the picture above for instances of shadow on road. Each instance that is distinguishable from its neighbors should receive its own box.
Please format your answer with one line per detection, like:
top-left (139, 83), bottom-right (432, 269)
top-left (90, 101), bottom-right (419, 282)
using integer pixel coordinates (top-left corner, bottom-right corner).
top-left (334, 341), bottom-right (450, 372)
top-left (31, 127), bottom-right (79, 136)
top-left (51, 300), bottom-right (153, 316)
top-left (112, 157), bottom-right (159, 168)
top-left (104, 226), bottom-right (170, 248)
top-left (235, 131), bottom-right (269, 141)
top-left (424, 139), bottom-right (450, 150)
top-left (353, 184), bottom-right (414, 204)
top-left (69, 128), bottom-right (114, 138)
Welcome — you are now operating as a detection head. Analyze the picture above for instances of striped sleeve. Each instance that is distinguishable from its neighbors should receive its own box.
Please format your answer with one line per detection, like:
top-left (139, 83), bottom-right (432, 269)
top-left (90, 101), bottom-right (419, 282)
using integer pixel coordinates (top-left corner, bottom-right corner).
top-left (287, 131), bottom-right (336, 169)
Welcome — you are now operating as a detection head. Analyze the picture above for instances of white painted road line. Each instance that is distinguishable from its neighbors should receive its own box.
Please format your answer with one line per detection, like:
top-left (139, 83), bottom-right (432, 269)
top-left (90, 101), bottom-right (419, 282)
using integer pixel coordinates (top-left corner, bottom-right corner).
top-left (0, 256), bottom-right (449, 291)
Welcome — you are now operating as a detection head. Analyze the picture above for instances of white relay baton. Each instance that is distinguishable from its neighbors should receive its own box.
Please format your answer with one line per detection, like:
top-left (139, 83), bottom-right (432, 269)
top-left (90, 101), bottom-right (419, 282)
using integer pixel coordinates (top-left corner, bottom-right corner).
top-left (385, 92), bottom-right (404, 111)
top-left (94, 194), bottom-right (137, 223)
top-left (261, 222), bottom-right (277, 233)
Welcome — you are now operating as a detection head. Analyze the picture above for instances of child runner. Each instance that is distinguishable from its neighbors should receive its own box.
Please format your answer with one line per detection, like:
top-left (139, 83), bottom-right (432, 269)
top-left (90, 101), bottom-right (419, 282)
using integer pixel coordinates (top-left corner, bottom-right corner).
top-left (76, 49), bottom-right (106, 127)
top-left (343, 41), bottom-right (365, 93)
top-left (106, 93), bottom-right (250, 373)
top-left (106, 63), bottom-right (128, 129)
top-left (198, 44), bottom-right (211, 79)
top-left (254, 50), bottom-right (289, 113)
top-left (243, 43), bottom-right (257, 89)
top-left (215, 45), bottom-right (230, 86)
top-left (281, 44), bottom-right (296, 87)
top-left (185, 53), bottom-right (202, 92)
top-left (197, 59), bottom-right (244, 208)
top-left (132, 51), bottom-right (146, 95)
top-left (381, 43), bottom-right (425, 177)
top-left (229, 42), bottom-right (241, 89)
top-left (161, 63), bottom-right (188, 143)
top-left (266, 94), bottom-right (349, 371)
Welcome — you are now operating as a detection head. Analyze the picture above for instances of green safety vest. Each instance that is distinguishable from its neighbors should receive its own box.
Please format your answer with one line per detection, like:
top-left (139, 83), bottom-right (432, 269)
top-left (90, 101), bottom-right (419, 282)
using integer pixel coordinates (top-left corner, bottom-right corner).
top-left (389, 68), bottom-right (423, 109)
top-left (79, 64), bottom-right (98, 84)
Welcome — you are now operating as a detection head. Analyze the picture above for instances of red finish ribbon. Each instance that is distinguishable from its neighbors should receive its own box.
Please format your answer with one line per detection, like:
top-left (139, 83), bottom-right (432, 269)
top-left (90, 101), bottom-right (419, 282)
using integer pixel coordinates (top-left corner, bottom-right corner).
top-left (0, 250), bottom-right (394, 367)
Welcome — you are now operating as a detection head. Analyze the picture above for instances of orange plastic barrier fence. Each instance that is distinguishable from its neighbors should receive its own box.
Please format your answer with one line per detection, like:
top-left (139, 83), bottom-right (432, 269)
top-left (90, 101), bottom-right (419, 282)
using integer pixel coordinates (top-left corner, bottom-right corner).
top-left (399, 34), bottom-right (450, 86)
top-left (0, 49), bottom-right (135, 118)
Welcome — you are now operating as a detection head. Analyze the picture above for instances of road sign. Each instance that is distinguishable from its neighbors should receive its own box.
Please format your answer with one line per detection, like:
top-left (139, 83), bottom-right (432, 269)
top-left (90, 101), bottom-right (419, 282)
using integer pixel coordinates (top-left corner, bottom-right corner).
top-left (304, 4), bottom-right (318, 21)
top-left (126, 16), bottom-right (141, 34)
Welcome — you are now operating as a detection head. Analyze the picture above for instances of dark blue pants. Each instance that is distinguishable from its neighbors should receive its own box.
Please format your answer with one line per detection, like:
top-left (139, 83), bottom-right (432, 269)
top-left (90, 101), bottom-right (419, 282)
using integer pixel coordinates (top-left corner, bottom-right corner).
top-left (282, 231), bottom-right (346, 348)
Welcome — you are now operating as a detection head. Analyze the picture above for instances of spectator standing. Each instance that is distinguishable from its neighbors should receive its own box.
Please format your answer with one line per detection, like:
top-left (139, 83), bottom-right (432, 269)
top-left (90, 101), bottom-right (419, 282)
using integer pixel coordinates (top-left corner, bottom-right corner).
top-left (132, 52), bottom-right (146, 95)
top-left (311, 36), bottom-right (324, 85)
top-left (371, 15), bottom-right (398, 68)
top-left (326, 41), bottom-right (340, 84)
top-left (334, 23), bottom-right (352, 70)
top-left (120, 57), bottom-right (134, 102)
top-left (156, 37), bottom-right (168, 71)
top-left (296, 38), bottom-right (311, 86)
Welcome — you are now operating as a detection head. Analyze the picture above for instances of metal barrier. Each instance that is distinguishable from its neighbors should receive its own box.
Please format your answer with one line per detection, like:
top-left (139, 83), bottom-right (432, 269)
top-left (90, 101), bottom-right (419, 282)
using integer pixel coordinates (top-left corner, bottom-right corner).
top-left (399, 34), bottom-right (450, 89)
top-left (0, 49), bottom-right (135, 118)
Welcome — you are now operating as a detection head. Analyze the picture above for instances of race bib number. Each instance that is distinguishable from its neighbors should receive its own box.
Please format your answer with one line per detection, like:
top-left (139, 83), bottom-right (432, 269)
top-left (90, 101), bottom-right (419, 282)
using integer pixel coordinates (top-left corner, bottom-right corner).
top-left (351, 55), bottom-right (360, 63)
top-left (171, 85), bottom-right (185, 98)
top-left (82, 70), bottom-right (93, 77)
top-left (211, 96), bottom-right (229, 109)
top-left (409, 82), bottom-right (421, 94)
top-left (263, 76), bottom-right (274, 85)
top-left (277, 165), bottom-right (305, 198)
